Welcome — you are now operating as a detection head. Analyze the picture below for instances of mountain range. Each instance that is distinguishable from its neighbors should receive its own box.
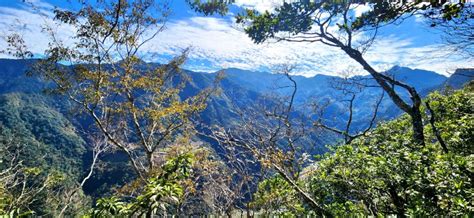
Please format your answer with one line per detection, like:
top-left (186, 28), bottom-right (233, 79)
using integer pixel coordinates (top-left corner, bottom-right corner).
top-left (1, 58), bottom-right (473, 136)
top-left (0, 58), bottom-right (472, 195)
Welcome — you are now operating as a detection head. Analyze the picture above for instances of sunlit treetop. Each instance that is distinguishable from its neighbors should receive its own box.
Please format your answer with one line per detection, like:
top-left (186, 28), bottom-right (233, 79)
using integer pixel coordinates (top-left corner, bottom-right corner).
top-left (186, 0), bottom-right (235, 15)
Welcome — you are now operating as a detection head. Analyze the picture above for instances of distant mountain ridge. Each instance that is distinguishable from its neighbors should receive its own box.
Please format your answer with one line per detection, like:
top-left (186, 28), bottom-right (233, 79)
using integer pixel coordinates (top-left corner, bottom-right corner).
top-left (207, 66), bottom-right (454, 127)
top-left (444, 68), bottom-right (474, 89)
top-left (1, 58), bottom-right (472, 196)
top-left (1, 58), bottom-right (471, 131)
top-left (220, 66), bottom-right (448, 104)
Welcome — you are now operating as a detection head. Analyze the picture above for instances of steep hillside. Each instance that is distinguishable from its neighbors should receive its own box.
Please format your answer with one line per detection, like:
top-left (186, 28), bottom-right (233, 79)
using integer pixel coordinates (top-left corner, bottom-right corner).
top-left (1, 58), bottom-right (470, 137)
top-left (0, 92), bottom-right (86, 178)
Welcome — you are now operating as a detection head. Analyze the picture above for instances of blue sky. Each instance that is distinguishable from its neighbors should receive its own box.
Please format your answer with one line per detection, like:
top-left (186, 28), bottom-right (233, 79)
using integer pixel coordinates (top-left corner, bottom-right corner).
top-left (0, 0), bottom-right (470, 76)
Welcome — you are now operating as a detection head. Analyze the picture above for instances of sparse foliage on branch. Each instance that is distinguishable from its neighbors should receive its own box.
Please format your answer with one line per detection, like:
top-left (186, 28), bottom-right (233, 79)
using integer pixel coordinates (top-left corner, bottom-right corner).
top-left (428, 5), bottom-right (474, 57)
top-left (0, 128), bottom-right (72, 217)
top-left (186, 0), bottom-right (234, 16)
top-left (249, 174), bottom-right (306, 216)
top-left (4, 0), bottom-right (218, 180)
top-left (209, 66), bottom-right (331, 215)
top-left (314, 74), bottom-right (384, 144)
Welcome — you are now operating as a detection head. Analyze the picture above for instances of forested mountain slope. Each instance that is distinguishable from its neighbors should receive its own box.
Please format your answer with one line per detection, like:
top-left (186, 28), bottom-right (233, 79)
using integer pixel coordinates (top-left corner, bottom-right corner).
top-left (0, 93), bottom-right (85, 175)
top-left (0, 58), bottom-right (472, 201)
top-left (1, 58), bottom-right (471, 146)
top-left (0, 92), bottom-right (86, 215)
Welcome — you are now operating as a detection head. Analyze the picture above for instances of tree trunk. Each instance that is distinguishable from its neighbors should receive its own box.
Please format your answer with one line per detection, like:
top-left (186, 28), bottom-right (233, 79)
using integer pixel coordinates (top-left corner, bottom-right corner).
top-left (388, 185), bottom-right (406, 218)
top-left (409, 107), bottom-right (426, 146)
top-left (426, 101), bottom-right (448, 153)
top-left (272, 164), bottom-right (331, 217)
top-left (146, 209), bottom-right (152, 218)
top-left (342, 47), bottom-right (425, 146)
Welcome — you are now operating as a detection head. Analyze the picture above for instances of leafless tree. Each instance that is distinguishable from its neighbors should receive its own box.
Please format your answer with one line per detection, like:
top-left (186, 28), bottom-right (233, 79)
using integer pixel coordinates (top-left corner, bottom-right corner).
top-left (314, 71), bottom-right (385, 144)
top-left (58, 135), bottom-right (110, 217)
top-left (206, 65), bottom-right (330, 215)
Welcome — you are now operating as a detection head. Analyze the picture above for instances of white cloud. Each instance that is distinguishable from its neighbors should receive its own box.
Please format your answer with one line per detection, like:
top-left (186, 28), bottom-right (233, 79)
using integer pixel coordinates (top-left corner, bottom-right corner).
top-left (0, 1), bottom-right (471, 77)
top-left (143, 15), bottom-right (470, 76)
top-left (0, 2), bottom-right (76, 59)
top-left (233, 0), bottom-right (284, 12)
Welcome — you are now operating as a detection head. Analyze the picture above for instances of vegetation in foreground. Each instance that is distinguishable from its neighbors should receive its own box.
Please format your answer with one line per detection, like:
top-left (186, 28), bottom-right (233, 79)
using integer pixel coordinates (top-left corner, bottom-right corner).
top-left (0, 0), bottom-right (472, 216)
top-left (1, 82), bottom-right (472, 217)
top-left (250, 83), bottom-right (473, 216)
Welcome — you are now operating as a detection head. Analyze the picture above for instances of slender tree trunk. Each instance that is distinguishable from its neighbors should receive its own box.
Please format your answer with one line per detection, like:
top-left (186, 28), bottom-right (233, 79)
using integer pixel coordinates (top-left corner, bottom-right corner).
top-left (146, 207), bottom-right (153, 218)
top-left (341, 47), bottom-right (426, 146)
top-left (246, 202), bottom-right (252, 218)
top-left (388, 184), bottom-right (406, 218)
top-left (426, 101), bottom-right (448, 153)
top-left (147, 151), bottom-right (154, 173)
top-left (272, 164), bottom-right (331, 217)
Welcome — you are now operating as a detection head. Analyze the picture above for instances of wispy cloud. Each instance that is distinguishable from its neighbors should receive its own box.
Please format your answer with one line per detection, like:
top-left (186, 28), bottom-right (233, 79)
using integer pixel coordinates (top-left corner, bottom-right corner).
top-left (233, 0), bottom-right (283, 12)
top-left (0, 1), bottom-right (470, 76)
top-left (0, 2), bottom-right (75, 58)
top-left (142, 15), bottom-right (470, 76)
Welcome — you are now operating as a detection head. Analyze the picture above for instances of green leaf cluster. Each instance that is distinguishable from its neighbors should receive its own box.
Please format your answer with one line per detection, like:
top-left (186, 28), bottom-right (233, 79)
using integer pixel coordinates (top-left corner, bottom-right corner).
top-left (250, 175), bottom-right (306, 216)
top-left (91, 153), bottom-right (194, 217)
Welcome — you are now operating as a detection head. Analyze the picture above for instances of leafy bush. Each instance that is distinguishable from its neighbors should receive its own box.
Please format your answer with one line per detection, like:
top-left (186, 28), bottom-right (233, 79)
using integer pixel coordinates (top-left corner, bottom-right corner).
top-left (91, 153), bottom-right (194, 217)
top-left (250, 175), bottom-right (305, 216)
top-left (309, 83), bottom-right (473, 216)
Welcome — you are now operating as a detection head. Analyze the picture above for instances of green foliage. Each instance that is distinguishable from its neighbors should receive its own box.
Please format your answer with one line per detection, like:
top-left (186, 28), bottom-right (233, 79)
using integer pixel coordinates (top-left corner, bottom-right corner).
top-left (91, 153), bottom-right (194, 217)
top-left (236, 1), bottom-right (468, 44)
top-left (0, 93), bottom-right (88, 216)
top-left (186, 0), bottom-right (233, 16)
top-left (92, 197), bottom-right (130, 217)
top-left (236, 2), bottom-right (317, 44)
top-left (0, 93), bottom-right (86, 178)
top-left (435, 3), bottom-right (465, 21)
top-left (426, 86), bottom-right (473, 154)
top-left (308, 83), bottom-right (473, 216)
top-left (250, 175), bottom-right (305, 216)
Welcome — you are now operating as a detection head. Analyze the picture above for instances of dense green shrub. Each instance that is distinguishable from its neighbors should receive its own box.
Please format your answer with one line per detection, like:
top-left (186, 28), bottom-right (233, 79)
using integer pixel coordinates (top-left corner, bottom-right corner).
top-left (308, 83), bottom-right (473, 216)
